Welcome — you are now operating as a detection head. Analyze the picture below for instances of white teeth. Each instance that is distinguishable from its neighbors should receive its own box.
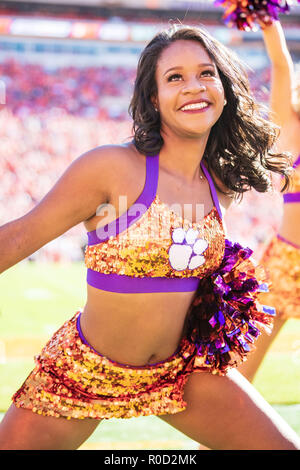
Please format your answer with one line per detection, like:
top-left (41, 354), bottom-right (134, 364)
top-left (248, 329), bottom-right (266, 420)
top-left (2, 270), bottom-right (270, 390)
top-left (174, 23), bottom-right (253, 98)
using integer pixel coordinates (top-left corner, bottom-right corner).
top-left (181, 102), bottom-right (209, 111)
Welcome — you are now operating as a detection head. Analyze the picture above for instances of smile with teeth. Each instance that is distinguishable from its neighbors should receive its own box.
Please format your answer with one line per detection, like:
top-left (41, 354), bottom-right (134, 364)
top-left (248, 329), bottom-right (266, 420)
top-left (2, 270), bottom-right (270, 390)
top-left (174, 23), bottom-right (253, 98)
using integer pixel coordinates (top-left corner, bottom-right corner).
top-left (180, 102), bottom-right (209, 111)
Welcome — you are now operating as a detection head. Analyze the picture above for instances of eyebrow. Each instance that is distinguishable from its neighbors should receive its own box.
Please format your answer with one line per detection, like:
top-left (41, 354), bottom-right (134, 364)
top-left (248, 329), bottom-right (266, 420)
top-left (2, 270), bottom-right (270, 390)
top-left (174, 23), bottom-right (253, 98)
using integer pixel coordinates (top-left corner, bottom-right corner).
top-left (163, 63), bottom-right (215, 76)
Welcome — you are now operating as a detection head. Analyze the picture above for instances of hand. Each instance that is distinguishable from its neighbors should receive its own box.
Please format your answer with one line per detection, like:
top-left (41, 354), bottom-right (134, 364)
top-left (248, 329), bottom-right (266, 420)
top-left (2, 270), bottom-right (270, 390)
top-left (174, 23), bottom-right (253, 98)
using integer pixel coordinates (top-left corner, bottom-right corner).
top-left (256, 17), bottom-right (274, 31)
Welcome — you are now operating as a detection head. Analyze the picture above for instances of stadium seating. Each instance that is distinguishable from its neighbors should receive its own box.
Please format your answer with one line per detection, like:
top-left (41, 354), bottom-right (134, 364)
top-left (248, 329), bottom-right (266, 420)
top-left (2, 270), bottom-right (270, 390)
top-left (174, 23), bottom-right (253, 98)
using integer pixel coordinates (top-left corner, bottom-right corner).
top-left (0, 57), bottom-right (282, 261)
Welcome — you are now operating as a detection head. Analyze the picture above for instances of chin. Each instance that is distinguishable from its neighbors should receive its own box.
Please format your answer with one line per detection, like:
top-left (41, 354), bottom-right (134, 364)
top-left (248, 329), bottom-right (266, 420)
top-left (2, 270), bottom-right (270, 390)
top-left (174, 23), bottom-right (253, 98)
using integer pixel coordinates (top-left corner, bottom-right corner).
top-left (181, 126), bottom-right (213, 138)
top-left (181, 118), bottom-right (220, 135)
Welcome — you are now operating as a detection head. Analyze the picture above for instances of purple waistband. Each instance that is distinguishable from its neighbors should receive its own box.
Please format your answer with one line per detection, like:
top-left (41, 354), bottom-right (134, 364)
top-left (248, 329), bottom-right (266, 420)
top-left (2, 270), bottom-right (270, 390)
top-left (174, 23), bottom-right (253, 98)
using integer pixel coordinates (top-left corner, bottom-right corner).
top-left (87, 269), bottom-right (200, 293)
top-left (283, 192), bottom-right (300, 203)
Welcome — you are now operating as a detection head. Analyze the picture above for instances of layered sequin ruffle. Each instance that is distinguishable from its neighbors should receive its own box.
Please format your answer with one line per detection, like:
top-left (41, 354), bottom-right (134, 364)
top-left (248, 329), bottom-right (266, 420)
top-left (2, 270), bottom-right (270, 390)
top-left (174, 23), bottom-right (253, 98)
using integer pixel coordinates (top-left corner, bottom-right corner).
top-left (12, 312), bottom-right (202, 420)
top-left (259, 235), bottom-right (300, 319)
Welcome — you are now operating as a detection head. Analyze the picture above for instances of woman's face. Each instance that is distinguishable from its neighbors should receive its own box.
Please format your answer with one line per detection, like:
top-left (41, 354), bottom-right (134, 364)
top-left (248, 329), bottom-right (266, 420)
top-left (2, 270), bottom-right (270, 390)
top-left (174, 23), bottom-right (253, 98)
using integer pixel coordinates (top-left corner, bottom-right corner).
top-left (154, 39), bottom-right (225, 140)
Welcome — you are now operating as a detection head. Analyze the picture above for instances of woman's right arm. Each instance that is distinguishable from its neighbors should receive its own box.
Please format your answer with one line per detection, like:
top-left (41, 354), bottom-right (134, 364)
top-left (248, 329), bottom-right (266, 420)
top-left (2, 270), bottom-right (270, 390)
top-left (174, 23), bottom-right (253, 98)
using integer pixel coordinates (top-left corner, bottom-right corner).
top-left (0, 146), bottom-right (117, 274)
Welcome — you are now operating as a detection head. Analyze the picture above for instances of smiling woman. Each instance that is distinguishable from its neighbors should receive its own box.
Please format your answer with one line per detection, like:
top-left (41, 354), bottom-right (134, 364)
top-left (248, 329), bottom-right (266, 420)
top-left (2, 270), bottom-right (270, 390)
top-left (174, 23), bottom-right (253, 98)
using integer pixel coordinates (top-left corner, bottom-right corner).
top-left (0, 24), bottom-right (299, 450)
top-left (154, 41), bottom-right (225, 147)
top-left (129, 25), bottom-right (291, 197)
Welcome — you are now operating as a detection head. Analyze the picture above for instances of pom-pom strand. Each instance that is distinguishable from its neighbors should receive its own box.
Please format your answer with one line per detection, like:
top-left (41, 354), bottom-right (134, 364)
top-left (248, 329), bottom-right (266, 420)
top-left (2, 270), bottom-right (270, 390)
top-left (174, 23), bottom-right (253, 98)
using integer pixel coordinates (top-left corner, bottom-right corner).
top-left (214, 1), bottom-right (291, 31)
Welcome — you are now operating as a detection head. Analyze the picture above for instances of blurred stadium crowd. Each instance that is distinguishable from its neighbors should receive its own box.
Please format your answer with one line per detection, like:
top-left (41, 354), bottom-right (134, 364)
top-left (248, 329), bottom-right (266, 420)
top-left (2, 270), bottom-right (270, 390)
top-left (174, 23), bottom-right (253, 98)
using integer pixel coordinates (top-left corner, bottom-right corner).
top-left (0, 18), bottom-right (289, 262)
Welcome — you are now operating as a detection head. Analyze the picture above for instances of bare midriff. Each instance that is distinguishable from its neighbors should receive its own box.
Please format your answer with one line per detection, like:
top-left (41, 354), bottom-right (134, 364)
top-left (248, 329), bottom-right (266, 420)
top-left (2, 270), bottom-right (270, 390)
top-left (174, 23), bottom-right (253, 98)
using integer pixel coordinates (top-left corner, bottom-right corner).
top-left (279, 204), bottom-right (300, 247)
top-left (79, 146), bottom-right (226, 368)
top-left (80, 285), bottom-right (195, 367)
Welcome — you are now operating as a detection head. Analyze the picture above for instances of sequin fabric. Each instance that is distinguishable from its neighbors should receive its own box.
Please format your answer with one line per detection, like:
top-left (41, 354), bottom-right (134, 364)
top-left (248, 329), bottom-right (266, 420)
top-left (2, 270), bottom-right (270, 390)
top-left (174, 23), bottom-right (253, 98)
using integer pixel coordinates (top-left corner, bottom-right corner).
top-left (259, 235), bottom-right (300, 319)
top-left (85, 195), bottom-right (225, 279)
top-left (12, 312), bottom-right (210, 420)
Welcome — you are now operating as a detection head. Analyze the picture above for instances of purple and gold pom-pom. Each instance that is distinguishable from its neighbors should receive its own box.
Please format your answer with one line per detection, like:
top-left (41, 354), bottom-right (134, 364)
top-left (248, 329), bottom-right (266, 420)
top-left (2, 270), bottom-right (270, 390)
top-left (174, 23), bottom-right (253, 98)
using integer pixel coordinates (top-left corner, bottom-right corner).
top-left (186, 239), bottom-right (275, 375)
top-left (214, 0), bottom-right (291, 31)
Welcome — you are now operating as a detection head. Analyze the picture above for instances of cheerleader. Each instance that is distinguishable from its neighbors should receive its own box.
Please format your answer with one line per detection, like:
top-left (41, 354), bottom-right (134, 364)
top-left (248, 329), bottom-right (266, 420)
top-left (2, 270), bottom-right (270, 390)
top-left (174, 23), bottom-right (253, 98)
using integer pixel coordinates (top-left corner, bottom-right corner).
top-left (238, 20), bottom-right (300, 381)
top-left (0, 24), bottom-right (299, 450)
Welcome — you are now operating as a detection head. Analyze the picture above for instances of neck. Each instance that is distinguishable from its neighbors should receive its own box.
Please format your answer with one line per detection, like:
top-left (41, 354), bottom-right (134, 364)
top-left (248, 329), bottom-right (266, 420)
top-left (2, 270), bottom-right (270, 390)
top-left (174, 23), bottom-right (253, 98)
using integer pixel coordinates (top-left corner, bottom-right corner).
top-left (159, 131), bottom-right (209, 183)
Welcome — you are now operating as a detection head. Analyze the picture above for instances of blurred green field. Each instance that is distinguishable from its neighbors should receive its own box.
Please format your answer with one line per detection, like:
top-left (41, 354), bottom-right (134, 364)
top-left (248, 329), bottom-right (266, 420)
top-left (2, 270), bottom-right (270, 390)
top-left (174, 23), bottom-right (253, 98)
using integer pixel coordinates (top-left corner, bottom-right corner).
top-left (0, 261), bottom-right (300, 449)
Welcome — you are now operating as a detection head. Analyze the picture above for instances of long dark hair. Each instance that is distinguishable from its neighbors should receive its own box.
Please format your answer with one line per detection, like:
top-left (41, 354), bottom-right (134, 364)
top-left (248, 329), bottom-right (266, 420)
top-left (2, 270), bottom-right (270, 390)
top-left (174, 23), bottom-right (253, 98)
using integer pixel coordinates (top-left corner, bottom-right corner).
top-left (129, 24), bottom-right (292, 196)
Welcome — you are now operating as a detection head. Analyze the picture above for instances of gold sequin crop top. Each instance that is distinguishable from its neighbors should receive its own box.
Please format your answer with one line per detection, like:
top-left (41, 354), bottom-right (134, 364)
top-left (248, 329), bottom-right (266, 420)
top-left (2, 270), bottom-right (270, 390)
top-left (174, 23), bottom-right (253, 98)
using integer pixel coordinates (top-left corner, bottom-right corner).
top-left (85, 154), bottom-right (226, 293)
top-left (283, 155), bottom-right (300, 203)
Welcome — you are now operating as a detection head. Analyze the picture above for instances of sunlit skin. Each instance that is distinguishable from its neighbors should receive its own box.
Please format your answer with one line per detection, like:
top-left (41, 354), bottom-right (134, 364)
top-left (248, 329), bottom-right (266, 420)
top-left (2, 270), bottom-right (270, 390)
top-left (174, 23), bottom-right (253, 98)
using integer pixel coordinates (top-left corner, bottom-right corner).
top-left (154, 40), bottom-right (225, 183)
top-left (0, 36), bottom-right (299, 450)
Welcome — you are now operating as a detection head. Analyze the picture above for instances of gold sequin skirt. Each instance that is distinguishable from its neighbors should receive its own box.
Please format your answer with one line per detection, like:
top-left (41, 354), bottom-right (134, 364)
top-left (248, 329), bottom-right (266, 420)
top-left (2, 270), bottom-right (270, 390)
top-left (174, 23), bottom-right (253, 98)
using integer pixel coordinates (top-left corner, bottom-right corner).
top-left (12, 312), bottom-right (202, 420)
top-left (260, 235), bottom-right (300, 319)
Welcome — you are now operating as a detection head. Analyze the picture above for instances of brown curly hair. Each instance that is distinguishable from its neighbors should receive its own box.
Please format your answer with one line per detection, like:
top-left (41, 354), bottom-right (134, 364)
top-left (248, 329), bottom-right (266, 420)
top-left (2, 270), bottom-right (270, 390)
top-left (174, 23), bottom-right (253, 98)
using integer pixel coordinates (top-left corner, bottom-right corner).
top-left (129, 24), bottom-right (292, 197)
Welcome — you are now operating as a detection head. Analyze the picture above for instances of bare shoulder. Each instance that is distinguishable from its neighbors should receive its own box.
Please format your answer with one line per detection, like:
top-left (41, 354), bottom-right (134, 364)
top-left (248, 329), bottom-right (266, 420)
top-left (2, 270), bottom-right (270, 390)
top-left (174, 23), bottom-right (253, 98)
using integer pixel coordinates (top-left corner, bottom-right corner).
top-left (3, 142), bottom-right (145, 261)
top-left (75, 142), bottom-right (144, 196)
top-left (76, 142), bottom-right (141, 176)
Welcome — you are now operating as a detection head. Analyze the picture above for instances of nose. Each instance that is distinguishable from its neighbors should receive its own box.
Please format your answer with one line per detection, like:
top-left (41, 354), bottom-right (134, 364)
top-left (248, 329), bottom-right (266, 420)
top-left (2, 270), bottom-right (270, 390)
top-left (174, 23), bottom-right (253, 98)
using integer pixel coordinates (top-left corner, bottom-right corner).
top-left (182, 77), bottom-right (206, 94)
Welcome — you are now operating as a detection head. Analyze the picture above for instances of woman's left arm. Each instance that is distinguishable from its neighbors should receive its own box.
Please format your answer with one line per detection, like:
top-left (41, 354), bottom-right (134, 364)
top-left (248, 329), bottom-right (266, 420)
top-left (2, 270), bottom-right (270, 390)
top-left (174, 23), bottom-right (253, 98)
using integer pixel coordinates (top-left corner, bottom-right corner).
top-left (261, 21), bottom-right (295, 128)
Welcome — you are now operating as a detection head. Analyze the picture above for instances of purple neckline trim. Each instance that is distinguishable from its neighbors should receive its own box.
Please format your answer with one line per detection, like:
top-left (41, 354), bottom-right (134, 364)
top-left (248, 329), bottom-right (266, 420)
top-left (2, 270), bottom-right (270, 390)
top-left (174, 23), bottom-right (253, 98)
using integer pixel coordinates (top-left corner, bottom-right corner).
top-left (76, 312), bottom-right (182, 368)
top-left (87, 155), bottom-right (222, 246)
top-left (277, 234), bottom-right (300, 250)
top-left (87, 269), bottom-right (200, 293)
top-left (88, 154), bottom-right (159, 245)
top-left (283, 192), bottom-right (300, 203)
top-left (293, 154), bottom-right (300, 168)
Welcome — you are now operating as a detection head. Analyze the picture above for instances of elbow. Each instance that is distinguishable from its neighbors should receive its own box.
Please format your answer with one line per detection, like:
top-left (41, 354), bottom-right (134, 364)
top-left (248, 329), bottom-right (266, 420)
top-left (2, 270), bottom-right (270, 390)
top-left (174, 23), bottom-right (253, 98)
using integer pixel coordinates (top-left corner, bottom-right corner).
top-left (271, 54), bottom-right (293, 70)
